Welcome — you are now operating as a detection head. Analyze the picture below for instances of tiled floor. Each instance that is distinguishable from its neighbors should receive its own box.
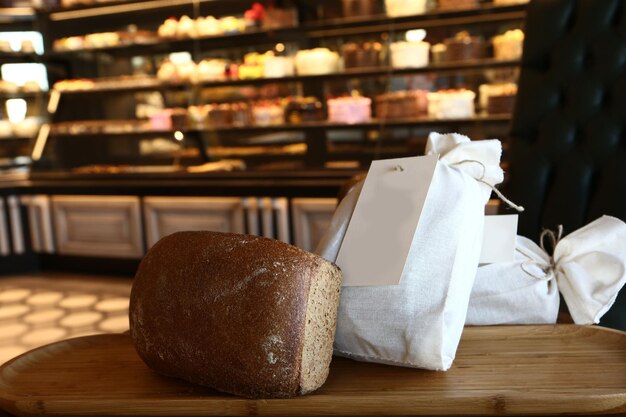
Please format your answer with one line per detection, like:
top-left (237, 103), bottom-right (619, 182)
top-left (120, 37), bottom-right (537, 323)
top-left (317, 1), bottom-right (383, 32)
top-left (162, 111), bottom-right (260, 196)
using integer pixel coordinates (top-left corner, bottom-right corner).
top-left (0, 273), bottom-right (133, 365)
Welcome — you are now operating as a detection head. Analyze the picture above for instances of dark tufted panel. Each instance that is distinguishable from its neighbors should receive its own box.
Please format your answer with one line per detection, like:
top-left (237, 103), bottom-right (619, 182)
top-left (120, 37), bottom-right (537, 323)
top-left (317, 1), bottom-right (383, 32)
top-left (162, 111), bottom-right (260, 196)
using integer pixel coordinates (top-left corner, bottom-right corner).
top-left (506, 0), bottom-right (626, 329)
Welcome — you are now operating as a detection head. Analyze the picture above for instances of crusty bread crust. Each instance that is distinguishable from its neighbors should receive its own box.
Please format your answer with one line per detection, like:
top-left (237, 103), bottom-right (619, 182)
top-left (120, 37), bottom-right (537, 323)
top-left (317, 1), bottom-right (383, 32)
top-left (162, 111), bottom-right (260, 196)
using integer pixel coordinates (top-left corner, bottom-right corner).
top-left (129, 231), bottom-right (341, 398)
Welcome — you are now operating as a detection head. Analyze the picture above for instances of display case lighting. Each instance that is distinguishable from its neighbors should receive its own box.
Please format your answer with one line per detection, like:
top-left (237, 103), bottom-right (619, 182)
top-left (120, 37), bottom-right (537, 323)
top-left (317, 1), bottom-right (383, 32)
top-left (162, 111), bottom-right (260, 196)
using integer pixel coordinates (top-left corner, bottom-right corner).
top-left (50, 0), bottom-right (223, 21)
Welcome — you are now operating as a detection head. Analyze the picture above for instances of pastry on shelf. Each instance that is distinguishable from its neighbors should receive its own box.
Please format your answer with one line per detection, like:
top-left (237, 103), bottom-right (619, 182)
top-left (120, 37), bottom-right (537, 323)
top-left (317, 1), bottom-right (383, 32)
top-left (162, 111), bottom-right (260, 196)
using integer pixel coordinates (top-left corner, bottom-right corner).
top-left (0, 121), bottom-right (13, 138)
top-left (194, 59), bottom-right (229, 82)
top-left (53, 36), bottom-right (84, 51)
top-left (12, 118), bottom-right (41, 138)
top-left (157, 60), bottom-right (178, 83)
top-left (376, 90), bottom-right (429, 120)
top-left (53, 79), bottom-right (95, 91)
top-left (431, 43), bottom-right (447, 63)
top-left (479, 83), bottom-right (517, 114)
top-left (0, 41), bottom-right (12, 53)
top-left (0, 80), bottom-right (19, 94)
top-left (390, 40), bottom-right (430, 68)
top-left (239, 52), bottom-right (272, 80)
top-left (178, 61), bottom-right (197, 83)
top-left (427, 89), bottom-right (476, 119)
top-left (342, 42), bottom-right (383, 69)
top-left (263, 55), bottom-right (295, 78)
top-left (284, 97), bottom-right (324, 123)
top-left (443, 31), bottom-right (486, 61)
top-left (342, 0), bottom-right (378, 17)
top-left (176, 15), bottom-right (197, 39)
top-left (206, 103), bottom-right (234, 127)
top-left (188, 105), bottom-right (206, 129)
top-left (492, 29), bottom-right (525, 60)
top-left (327, 95), bottom-right (372, 124)
top-left (219, 16), bottom-right (245, 34)
top-left (195, 16), bottom-right (223, 37)
top-left (295, 48), bottom-right (340, 75)
top-left (252, 100), bottom-right (285, 126)
top-left (83, 32), bottom-right (120, 49)
top-left (385, 0), bottom-right (428, 17)
top-left (158, 17), bottom-right (178, 38)
top-left (438, 0), bottom-right (478, 10)
top-left (20, 40), bottom-right (36, 54)
top-left (22, 81), bottom-right (42, 93)
top-left (231, 102), bottom-right (252, 127)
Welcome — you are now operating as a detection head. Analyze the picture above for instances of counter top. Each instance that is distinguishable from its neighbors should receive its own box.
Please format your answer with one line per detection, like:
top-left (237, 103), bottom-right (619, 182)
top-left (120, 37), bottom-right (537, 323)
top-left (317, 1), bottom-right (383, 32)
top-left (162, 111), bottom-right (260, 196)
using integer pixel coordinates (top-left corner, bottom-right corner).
top-left (1, 325), bottom-right (625, 416)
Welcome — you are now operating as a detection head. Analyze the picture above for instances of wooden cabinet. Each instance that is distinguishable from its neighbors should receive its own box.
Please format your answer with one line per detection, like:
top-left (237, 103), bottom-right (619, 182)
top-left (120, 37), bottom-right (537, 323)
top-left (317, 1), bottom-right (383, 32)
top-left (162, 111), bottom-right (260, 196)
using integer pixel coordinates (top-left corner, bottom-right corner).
top-left (143, 197), bottom-right (245, 248)
top-left (51, 196), bottom-right (144, 258)
top-left (291, 198), bottom-right (338, 252)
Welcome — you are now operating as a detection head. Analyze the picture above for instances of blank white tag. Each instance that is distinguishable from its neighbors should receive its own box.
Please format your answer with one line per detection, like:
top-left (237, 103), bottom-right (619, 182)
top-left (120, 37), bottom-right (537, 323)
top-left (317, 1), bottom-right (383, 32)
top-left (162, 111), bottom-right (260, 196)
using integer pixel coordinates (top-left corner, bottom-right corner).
top-left (479, 215), bottom-right (518, 264)
top-left (337, 155), bottom-right (439, 286)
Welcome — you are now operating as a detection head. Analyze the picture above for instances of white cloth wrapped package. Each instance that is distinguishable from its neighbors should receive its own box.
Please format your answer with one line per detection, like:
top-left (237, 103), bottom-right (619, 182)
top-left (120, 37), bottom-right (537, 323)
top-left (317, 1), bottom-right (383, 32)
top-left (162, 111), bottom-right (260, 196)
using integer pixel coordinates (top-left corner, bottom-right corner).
top-left (467, 216), bottom-right (626, 325)
top-left (316, 132), bottom-right (504, 370)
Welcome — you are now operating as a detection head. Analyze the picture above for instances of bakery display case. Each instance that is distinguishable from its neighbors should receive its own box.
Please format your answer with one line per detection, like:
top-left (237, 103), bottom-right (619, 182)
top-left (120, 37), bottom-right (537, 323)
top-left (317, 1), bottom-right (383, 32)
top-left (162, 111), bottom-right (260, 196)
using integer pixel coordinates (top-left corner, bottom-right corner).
top-left (28, 0), bottom-right (527, 178)
top-left (0, 5), bottom-right (47, 176)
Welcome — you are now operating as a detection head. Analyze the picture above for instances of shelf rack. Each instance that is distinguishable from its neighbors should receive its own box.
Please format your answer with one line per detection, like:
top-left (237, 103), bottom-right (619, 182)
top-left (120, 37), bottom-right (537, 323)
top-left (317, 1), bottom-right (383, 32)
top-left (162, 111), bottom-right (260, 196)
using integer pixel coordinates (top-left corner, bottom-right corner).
top-left (53, 59), bottom-right (521, 95)
top-left (33, 0), bottom-right (527, 172)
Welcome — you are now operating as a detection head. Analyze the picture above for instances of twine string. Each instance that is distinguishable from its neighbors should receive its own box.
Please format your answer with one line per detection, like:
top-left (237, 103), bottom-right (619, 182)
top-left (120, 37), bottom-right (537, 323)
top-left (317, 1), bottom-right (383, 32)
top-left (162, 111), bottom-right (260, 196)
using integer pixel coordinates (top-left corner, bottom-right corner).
top-left (450, 159), bottom-right (525, 213)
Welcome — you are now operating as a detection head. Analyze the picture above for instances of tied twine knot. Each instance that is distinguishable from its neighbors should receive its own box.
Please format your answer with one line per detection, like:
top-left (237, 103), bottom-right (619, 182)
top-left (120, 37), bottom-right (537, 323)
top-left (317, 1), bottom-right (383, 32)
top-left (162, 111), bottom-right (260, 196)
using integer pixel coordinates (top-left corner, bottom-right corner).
top-left (520, 224), bottom-right (564, 280)
top-left (450, 159), bottom-right (525, 212)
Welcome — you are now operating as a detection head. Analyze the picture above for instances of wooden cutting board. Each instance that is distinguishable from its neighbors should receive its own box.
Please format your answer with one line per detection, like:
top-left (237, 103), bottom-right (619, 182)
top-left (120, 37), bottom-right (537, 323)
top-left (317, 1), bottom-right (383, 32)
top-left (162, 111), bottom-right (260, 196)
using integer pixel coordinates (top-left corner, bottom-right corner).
top-left (1, 325), bottom-right (626, 416)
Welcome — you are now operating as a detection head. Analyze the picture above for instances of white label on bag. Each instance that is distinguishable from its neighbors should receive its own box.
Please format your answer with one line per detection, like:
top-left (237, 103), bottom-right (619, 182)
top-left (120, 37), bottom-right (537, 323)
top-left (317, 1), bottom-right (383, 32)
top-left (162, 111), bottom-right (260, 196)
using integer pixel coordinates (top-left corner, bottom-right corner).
top-left (336, 155), bottom-right (438, 286)
top-left (479, 215), bottom-right (518, 264)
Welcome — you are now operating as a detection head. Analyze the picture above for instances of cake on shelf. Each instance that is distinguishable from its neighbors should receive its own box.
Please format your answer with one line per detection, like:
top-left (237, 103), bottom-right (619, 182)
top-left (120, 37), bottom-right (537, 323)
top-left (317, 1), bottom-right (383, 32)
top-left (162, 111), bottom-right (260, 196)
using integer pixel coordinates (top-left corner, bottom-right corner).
top-left (253, 101), bottom-right (285, 126)
top-left (327, 96), bottom-right (372, 124)
top-left (284, 97), bottom-right (324, 123)
top-left (376, 90), bottom-right (429, 120)
top-left (390, 40), bottom-right (430, 68)
top-left (385, 0), bottom-right (428, 17)
top-left (443, 32), bottom-right (485, 61)
top-left (264, 55), bottom-right (295, 78)
top-left (342, 0), bottom-right (378, 17)
top-left (342, 42), bottom-right (383, 69)
top-left (295, 48), bottom-right (340, 75)
top-left (195, 16), bottom-right (222, 37)
top-left (194, 59), bottom-right (229, 82)
top-left (427, 89), bottom-right (476, 119)
top-left (493, 29), bottom-right (525, 60)
top-left (479, 83), bottom-right (518, 114)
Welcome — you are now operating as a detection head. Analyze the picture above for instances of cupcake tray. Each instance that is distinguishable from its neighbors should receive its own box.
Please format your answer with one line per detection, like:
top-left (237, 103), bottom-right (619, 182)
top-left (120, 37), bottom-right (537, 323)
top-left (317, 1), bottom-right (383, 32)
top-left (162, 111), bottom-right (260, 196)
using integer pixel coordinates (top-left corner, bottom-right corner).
top-left (1, 325), bottom-right (626, 416)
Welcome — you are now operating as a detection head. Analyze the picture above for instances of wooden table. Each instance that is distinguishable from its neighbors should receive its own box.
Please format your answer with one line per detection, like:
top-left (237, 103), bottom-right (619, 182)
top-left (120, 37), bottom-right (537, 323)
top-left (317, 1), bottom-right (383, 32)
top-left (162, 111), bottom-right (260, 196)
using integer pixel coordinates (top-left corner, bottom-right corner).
top-left (1, 325), bottom-right (625, 416)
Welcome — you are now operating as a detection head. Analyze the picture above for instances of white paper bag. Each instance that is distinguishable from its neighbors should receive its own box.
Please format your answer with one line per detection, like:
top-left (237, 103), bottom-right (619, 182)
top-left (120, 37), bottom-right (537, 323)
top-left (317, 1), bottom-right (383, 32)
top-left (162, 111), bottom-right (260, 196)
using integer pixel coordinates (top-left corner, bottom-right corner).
top-left (316, 132), bottom-right (504, 370)
top-left (467, 216), bottom-right (626, 325)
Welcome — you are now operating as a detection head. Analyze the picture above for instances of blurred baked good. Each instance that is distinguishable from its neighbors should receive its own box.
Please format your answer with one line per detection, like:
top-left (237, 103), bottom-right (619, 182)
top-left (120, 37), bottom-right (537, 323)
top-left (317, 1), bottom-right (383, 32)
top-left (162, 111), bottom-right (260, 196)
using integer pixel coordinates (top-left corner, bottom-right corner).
top-left (158, 18), bottom-right (178, 38)
top-left (443, 32), bottom-right (485, 61)
top-left (284, 97), bottom-right (324, 123)
top-left (327, 96), bottom-right (372, 124)
top-left (427, 89), bottom-right (476, 119)
top-left (390, 41), bottom-right (430, 68)
top-left (264, 55), bottom-right (295, 78)
top-left (295, 48), bottom-right (340, 75)
top-left (253, 101), bottom-right (285, 126)
top-left (342, 42), bottom-right (382, 69)
top-left (376, 90), bottom-right (428, 120)
top-left (385, 0), bottom-right (428, 17)
top-left (479, 83), bottom-right (517, 114)
top-left (493, 29), bottom-right (525, 60)
top-left (342, 0), bottom-right (378, 17)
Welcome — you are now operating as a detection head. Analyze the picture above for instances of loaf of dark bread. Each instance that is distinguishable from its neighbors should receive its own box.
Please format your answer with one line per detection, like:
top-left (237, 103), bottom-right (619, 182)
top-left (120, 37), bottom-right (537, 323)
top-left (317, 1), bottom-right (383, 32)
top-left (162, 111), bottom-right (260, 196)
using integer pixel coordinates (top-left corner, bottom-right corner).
top-left (129, 231), bottom-right (342, 398)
